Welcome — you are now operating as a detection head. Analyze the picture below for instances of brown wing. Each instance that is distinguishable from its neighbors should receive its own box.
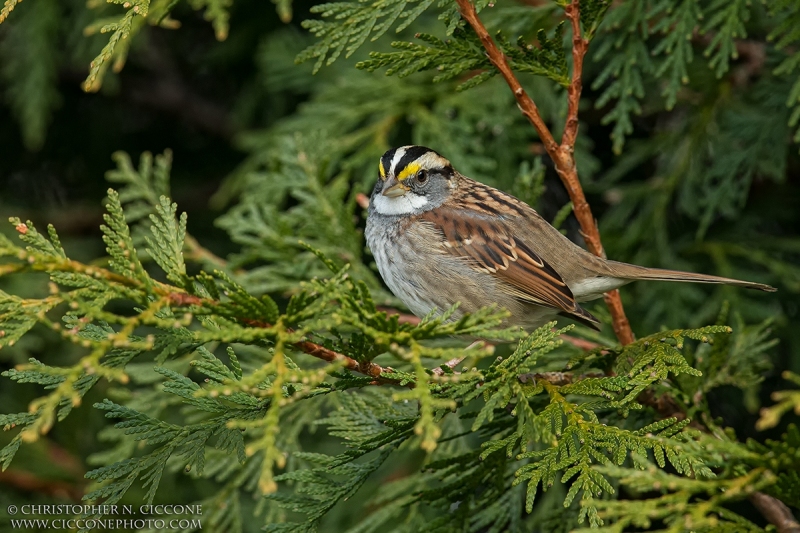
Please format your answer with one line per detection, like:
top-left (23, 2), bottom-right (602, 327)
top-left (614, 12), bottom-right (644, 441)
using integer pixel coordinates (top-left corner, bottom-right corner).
top-left (418, 207), bottom-right (599, 328)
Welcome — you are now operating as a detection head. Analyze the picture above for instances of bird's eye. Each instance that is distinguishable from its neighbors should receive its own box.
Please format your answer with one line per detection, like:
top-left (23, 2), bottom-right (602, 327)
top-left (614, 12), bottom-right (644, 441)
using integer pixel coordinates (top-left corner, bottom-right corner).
top-left (415, 170), bottom-right (428, 184)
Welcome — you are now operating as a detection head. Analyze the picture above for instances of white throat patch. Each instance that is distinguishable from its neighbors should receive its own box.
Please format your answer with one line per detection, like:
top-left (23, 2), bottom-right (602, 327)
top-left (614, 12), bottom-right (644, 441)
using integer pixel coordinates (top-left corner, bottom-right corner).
top-left (372, 193), bottom-right (428, 215)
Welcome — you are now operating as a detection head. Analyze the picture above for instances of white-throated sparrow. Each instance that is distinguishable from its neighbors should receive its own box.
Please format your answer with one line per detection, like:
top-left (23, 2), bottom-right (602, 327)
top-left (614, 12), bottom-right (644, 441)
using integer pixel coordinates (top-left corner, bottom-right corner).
top-left (365, 146), bottom-right (776, 330)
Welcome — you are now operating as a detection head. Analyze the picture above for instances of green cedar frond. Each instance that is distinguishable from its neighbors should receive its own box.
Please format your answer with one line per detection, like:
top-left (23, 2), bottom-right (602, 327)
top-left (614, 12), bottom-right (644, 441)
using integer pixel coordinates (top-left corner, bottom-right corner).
top-left (392, 345), bottom-right (455, 452)
top-left (769, 0), bottom-right (800, 143)
top-left (105, 150), bottom-right (173, 223)
top-left (191, 346), bottom-right (244, 383)
top-left (747, 424), bottom-right (800, 508)
top-left (574, 466), bottom-right (771, 532)
top-left (357, 30), bottom-right (494, 90)
top-left (101, 189), bottom-right (152, 288)
top-left (756, 372), bottom-right (800, 431)
top-left (145, 197), bottom-right (189, 287)
top-left (468, 324), bottom-right (568, 433)
top-left (0, 321), bottom-right (144, 467)
top-left (591, 1), bottom-right (652, 154)
top-left (82, 0), bottom-right (149, 92)
top-left (0, 0), bottom-right (24, 24)
top-left (216, 135), bottom-right (381, 294)
top-left (7, 218), bottom-right (66, 258)
top-left (746, 424), bottom-right (800, 473)
top-left (0, 0), bottom-right (61, 150)
top-left (82, 0), bottom-right (235, 92)
top-left (317, 389), bottom-right (416, 448)
top-left (267, 447), bottom-right (394, 530)
top-left (187, 0), bottom-right (232, 40)
top-left (650, 0), bottom-right (700, 110)
top-left (689, 314), bottom-right (775, 411)
top-left (513, 409), bottom-right (709, 524)
top-left (358, 25), bottom-right (569, 90)
top-left (413, 449), bottom-right (518, 530)
top-left (297, 0), bottom-right (437, 73)
top-left (701, 0), bottom-right (749, 78)
top-left (0, 282), bottom-right (58, 350)
top-left (497, 25), bottom-right (569, 87)
top-left (580, 0), bottom-right (612, 41)
top-left (85, 386), bottom-right (260, 505)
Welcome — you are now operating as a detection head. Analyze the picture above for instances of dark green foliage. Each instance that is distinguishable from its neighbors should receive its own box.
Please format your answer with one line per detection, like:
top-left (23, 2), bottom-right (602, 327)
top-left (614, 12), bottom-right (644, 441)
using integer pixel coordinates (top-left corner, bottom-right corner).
top-left (0, 0), bottom-right (60, 150)
top-left (650, 0), bottom-right (700, 110)
top-left (702, 0), bottom-right (750, 78)
top-left (579, 0), bottom-right (611, 41)
top-left (590, 1), bottom-right (651, 154)
top-left (769, 0), bottom-right (800, 142)
top-left (358, 23), bottom-right (569, 89)
top-left (357, 29), bottom-right (496, 90)
top-left (296, 0), bottom-right (439, 73)
top-left (747, 424), bottom-right (800, 507)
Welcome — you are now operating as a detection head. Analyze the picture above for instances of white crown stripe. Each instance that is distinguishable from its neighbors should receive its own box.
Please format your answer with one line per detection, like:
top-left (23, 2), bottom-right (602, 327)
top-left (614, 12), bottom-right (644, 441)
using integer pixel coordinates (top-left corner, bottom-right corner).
top-left (390, 147), bottom-right (406, 176)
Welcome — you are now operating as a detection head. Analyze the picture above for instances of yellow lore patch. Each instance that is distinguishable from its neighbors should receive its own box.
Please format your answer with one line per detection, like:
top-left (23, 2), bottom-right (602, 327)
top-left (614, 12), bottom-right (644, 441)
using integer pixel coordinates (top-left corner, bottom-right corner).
top-left (379, 160), bottom-right (386, 179)
top-left (397, 162), bottom-right (421, 182)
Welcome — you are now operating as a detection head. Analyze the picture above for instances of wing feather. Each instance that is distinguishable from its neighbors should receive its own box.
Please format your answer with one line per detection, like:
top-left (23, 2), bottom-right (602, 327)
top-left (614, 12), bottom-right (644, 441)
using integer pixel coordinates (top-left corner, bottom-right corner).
top-left (418, 207), bottom-right (599, 328)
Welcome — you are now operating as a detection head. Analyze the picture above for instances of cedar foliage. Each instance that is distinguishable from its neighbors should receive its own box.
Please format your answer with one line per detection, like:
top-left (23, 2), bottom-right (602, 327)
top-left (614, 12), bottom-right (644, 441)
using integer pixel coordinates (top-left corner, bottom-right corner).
top-left (0, 0), bottom-right (799, 532)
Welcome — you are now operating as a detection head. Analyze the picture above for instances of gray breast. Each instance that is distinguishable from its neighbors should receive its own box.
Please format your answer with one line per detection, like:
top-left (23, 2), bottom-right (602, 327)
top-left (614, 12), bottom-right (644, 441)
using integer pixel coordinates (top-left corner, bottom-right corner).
top-left (366, 212), bottom-right (441, 318)
top-left (365, 210), bottom-right (564, 329)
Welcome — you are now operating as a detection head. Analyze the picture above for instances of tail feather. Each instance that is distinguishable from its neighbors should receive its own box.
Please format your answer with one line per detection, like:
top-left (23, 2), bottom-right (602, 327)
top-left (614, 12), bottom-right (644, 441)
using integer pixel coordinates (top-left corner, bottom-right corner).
top-left (560, 305), bottom-right (602, 331)
top-left (607, 261), bottom-right (776, 292)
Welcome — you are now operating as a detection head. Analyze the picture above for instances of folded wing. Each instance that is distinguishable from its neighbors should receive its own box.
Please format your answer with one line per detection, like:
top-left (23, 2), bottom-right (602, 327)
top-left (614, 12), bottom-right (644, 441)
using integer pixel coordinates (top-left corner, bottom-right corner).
top-left (418, 208), bottom-right (600, 329)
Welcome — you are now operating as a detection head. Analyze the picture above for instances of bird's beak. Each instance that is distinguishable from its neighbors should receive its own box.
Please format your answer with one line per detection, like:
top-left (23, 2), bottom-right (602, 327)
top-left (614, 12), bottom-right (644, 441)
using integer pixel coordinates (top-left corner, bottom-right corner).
top-left (381, 175), bottom-right (407, 198)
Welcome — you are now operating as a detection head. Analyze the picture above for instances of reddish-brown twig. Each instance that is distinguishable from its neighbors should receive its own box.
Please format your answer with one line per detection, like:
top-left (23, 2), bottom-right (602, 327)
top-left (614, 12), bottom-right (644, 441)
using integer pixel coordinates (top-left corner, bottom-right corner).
top-left (749, 493), bottom-right (800, 533)
top-left (455, 0), bottom-right (634, 345)
top-left (377, 306), bottom-right (421, 325)
top-left (0, 469), bottom-right (85, 501)
top-left (238, 318), bottom-right (400, 384)
top-left (166, 293), bottom-right (400, 383)
top-left (560, 333), bottom-right (601, 351)
top-left (356, 192), bottom-right (370, 209)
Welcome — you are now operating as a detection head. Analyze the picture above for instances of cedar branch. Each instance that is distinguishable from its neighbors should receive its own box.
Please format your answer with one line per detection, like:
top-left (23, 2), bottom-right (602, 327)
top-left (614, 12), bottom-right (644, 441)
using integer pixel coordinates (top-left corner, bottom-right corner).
top-left (167, 293), bottom-right (401, 384)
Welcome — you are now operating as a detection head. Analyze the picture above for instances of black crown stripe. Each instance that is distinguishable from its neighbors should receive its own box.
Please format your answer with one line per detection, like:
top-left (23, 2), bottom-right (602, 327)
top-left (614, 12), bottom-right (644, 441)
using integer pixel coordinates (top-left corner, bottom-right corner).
top-left (394, 146), bottom-right (438, 177)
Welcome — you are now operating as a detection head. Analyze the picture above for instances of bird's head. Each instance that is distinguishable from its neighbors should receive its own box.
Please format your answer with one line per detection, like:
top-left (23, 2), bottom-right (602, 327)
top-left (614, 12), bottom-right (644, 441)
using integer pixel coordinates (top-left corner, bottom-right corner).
top-left (371, 145), bottom-right (455, 215)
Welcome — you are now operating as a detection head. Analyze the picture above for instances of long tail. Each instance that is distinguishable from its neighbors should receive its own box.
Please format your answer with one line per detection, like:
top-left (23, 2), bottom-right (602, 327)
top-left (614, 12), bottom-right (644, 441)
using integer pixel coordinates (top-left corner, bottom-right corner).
top-left (606, 260), bottom-right (776, 292)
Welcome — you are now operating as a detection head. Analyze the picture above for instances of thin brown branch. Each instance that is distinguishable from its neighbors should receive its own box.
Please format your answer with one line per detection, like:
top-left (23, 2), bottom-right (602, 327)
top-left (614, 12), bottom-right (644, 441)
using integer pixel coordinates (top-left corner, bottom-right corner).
top-left (455, 0), bottom-right (558, 155)
top-left (603, 289), bottom-right (633, 345)
top-left (236, 317), bottom-right (402, 385)
top-left (749, 492), bottom-right (800, 533)
top-left (184, 234), bottom-right (229, 270)
top-left (168, 294), bottom-right (414, 385)
top-left (377, 306), bottom-right (421, 325)
top-left (291, 338), bottom-right (403, 385)
top-left (560, 333), bottom-right (601, 351)
top-left (455, 0), bottom-right (635, 346)
top-left (519, 370), bottom-right (606, 385)
top-left (561, 1), bottom-right (587, 149)
top-left (432, 355), bottom-right (468, 376)
top-left (0, 469), bottom-right (84, 501)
